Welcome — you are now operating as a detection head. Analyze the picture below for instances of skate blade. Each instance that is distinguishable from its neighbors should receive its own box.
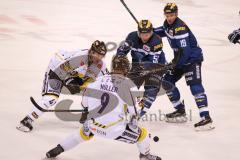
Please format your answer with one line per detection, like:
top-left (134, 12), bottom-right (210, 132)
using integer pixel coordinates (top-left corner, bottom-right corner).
top-left (16, 125), bottom-right (31, 133)
top-left (165, 116), bottom-right (188, 123)
top-left (195, 123), bottom-right (215, 132)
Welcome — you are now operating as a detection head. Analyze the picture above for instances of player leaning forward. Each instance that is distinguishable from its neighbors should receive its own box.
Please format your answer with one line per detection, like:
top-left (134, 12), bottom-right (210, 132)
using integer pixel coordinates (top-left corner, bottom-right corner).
top-left (45, 56), bottom-right (161, 160)
top-left (17, 40), bottom-right (108, 132)
top-left (154, 3), bottom-right (214, 130)
top-left (117, 19), bottom-right (166, 117)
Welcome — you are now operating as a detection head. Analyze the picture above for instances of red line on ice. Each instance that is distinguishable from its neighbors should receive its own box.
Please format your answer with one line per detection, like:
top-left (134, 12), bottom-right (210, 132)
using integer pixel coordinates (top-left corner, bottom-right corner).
top-left (0, 15), bottom-right (17, 24)
top-left (22, 15), bottom-right (47, 25)
top-left (0, 28), bottom-right (15, 33)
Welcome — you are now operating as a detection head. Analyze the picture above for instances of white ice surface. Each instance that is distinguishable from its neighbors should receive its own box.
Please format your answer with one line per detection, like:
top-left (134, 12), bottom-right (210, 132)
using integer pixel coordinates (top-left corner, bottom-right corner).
top-left (0, 0), bottom-right (240, 160)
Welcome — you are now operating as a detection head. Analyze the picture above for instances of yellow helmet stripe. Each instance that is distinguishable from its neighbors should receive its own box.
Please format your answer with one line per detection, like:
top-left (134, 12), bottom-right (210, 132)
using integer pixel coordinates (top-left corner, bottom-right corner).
top-left (170, 3), bottom-right (176, 9)
top-left (146, 20), bottom-right (151, 29)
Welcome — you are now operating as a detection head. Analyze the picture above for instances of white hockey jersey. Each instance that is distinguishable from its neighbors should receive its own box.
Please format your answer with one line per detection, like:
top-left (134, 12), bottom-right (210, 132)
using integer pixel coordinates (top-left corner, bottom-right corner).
top-left (82, 74), bottom-right (137, 139)
top-left (47, 49), bottom-right (107, 81)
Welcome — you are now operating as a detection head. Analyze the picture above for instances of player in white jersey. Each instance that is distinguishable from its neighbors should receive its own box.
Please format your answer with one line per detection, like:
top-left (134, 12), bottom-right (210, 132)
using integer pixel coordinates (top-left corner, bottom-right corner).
top-left (17, 40), bottom-right (108, 132)
top-left (45, 55), bottom-right (161, 160)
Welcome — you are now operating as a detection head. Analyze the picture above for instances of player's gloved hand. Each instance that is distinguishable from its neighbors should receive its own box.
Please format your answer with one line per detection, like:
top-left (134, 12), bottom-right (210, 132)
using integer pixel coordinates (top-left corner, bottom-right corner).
top-left (79, 76), bottom-right (94, 90)
top-left (64, 76), bottom-right (84, 94)
top-left (117, 40), bottom-right (132, 55)
top-left (228, 29), bottom-right (240, 44)
top-left (65, 76), bottom-right (84, 86)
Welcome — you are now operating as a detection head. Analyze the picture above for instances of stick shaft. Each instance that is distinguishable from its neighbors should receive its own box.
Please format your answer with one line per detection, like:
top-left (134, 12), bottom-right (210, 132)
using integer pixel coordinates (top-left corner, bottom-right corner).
top-left (120, 0), bottom-right (139, 24)
top-left (30, 97), bottom-right (85, 112)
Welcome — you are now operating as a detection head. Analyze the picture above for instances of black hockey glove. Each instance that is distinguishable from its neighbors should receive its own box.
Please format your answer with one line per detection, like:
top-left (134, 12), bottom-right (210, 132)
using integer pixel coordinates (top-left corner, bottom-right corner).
top-left (117, 40), bottom-right (133, 55)
top-left (64, 77), bottom-right (84, 94)
top-left (228, 29), bottom-right (240, 44)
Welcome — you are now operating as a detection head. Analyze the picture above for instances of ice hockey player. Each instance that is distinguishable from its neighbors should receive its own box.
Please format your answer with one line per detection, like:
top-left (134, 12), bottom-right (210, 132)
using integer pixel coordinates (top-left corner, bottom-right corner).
top-left (116, 19), bottom-right (166, 117)
top-left (17, 40), bottom-right (108, 132)
top-left (228, 28), bottom-right (240, 44)
top-left (45, 55), bottom-right (161, 160)
top-left (154, 3), bottom-right (214, 131)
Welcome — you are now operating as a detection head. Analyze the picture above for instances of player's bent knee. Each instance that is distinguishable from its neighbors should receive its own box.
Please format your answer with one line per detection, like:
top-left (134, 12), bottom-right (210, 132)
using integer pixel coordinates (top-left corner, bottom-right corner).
top-left (136, 127), bottom-right (151, 155)
top-left (30, 95), bottom-right (59, 119)
top-left (79, 127), bottom-right (94, 141)
top-left (190, 84), bottom-right (205, 95)
top-left (42, 95), bottom-right (58, 107)
top-left (137, 127), bottom-right (149, 143)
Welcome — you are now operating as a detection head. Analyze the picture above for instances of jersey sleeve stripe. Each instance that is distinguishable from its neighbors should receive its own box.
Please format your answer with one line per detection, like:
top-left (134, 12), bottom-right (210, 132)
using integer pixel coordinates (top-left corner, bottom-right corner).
top-left (165, 31), bottom-right (189, 40)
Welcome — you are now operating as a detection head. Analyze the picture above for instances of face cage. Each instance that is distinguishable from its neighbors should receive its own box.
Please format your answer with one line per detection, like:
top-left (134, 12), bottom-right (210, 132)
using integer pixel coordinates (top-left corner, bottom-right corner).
top-left (137, 30), bottom-right (153, 38)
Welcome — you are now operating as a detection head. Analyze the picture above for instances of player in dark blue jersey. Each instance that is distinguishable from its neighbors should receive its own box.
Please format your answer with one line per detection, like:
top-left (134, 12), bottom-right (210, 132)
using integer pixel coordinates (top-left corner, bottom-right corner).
top-left (154, 3), bottom-right (214, 131)
top-left (117, 20), bottom-right (166, 116)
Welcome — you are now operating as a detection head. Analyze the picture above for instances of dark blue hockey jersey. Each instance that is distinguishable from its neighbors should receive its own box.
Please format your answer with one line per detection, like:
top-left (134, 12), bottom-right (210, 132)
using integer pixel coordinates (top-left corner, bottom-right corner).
top-left (154, 17), bottom-right (203, 67)
top-left (117, 31), bottom-right (166, 65)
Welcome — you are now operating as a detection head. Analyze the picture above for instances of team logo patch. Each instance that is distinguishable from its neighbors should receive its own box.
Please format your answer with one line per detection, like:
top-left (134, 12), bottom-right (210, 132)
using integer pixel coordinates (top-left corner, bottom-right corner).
top-left (175, 27), bottom-right (186, 33)
top-left (90, 127), bottom-right (106, 136)
top-left (143, 45), bottom-right (150, 52)
top-left (169, 29), bottom-right (174, 36)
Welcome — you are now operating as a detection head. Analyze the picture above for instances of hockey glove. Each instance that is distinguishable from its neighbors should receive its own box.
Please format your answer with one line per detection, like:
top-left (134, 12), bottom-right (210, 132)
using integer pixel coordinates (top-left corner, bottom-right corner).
top-left (64, 77), bottom-right (84, 94)
top-left (117, 40), bottom-right (133, 55)
top-left (228, 29), bottom-right (240, 44)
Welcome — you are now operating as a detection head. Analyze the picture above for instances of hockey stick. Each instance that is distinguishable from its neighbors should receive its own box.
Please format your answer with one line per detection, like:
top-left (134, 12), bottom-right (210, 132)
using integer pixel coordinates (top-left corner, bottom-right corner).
top-left (120, 0), bottom-right (139, 24)
top-left (126, 51), bottom-right (182, 117)
top-left (128, 89), bottom-right (138, 116)
top-left (30, 97), bottom-right (86, 112)
top-left (128, 49), bottom-right (182, 78)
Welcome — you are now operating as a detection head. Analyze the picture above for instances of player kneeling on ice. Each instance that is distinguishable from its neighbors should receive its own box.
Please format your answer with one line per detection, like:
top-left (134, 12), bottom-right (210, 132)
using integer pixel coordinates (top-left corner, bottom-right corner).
top-left (46, 55), bottom-right (161, 160)
top-left (17, 40), bottom-right (108, 132)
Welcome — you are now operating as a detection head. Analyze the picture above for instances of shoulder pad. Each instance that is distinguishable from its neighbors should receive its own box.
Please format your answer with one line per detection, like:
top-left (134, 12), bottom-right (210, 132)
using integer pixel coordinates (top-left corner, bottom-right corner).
top-left (147, 34), bottom-right (163, 51)
top-left (174, 19), bottom-right (189, 35)
top-left (127, 31), bottom-right (138, 38)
